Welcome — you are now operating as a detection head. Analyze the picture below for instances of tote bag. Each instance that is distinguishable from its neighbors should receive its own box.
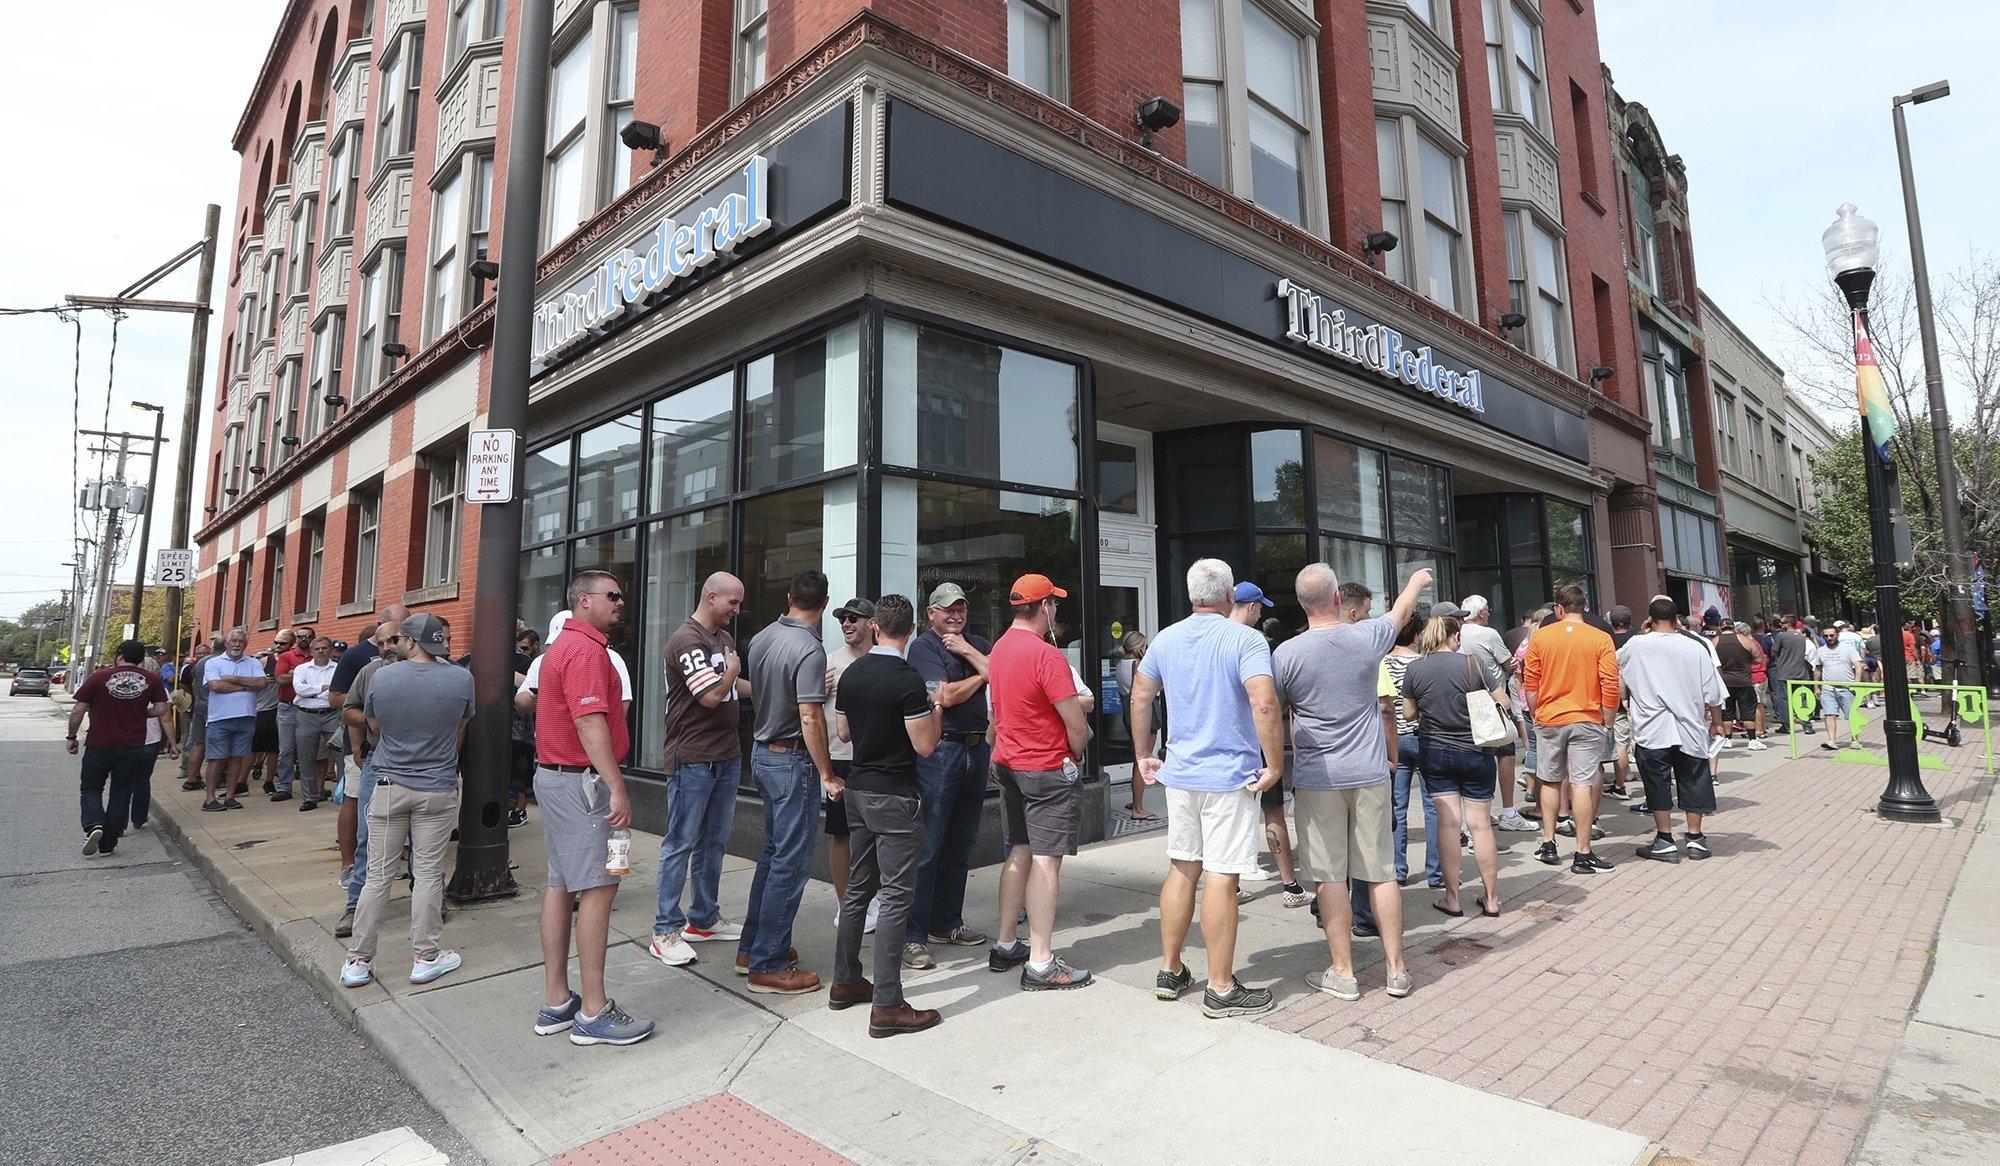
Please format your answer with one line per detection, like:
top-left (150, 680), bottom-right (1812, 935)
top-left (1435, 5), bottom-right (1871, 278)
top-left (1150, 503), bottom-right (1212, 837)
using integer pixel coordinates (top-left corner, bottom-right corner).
top-left (1464, 656), bottom-right (1514, 748)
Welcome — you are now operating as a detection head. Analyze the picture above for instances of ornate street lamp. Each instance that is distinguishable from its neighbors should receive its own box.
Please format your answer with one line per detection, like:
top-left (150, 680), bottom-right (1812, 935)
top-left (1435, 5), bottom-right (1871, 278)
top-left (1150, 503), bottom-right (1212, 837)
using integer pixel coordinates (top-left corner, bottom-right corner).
top-left (1822, 202), bottom-right (1938, 821)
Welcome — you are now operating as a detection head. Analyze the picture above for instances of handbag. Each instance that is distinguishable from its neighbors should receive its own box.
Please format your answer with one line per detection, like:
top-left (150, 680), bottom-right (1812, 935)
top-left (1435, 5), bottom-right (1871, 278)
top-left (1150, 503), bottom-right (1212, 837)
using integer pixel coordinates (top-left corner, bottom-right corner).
top-left (1464, 655), bottom-right (1514, 748)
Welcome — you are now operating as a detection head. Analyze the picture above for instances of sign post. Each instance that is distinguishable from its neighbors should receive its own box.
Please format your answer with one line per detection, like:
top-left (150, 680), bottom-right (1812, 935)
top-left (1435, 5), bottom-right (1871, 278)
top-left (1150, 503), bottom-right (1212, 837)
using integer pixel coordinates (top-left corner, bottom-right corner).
top-left (466, 428), bottom-right (518, 504)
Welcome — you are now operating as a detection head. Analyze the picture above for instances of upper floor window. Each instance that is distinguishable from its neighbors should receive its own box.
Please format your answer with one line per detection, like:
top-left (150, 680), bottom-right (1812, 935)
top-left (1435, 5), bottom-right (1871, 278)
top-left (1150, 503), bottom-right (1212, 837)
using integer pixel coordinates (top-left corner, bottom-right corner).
top-left (1644, 327), bottom-right (1695, 466)
top-left (735, 0), bottom-right (768, 102)
top-left (1007, 1), bottom-right (1066, 99)
top-left (349, 485), bottom-right (381, 607)
top-left (287, 197), bottom-right (317, 298)
top-left (1715, 389), bottom-right (1738, 470)
top-left (446, 0), bottom-right (507, 66)
top-left (543, 4), bottom-right (637, 247)
top-left (373, 33), bottom-right (425, 170)
top-left (1628, 163), bottom-right (1659, 293)
top-left (1403, 0), bottom-right (1442, 27)
top-left (605, 3), bottom-right (638, 199)
top-left (1179, 0), bottom-right (1322, 230)
top-left (1503, 209), bottom-right (1570, 371)
top-left (302, 511), bottom-right (325, 615)
top-left (308, 311), bottom-right (344, 438)
top-left (1378, 114), bottom-right (1470, 315)
top-left (1483, 0), bottom-right (1546, 131)
top-left (355, 248), bottom-right (403, 397)
top-left (324, 127), bottom-right (360, 242)
top-left (427, 166), bottom-right (466, 341)
top-left (1745, 408), bottom-right (1767, 486)
top-left (423, 450), bottom-right (463, 587)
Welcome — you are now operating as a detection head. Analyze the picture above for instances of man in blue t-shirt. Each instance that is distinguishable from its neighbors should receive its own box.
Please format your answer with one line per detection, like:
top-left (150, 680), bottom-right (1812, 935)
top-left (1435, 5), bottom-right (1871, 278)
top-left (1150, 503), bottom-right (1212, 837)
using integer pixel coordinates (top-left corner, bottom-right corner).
top-left (1128, 559), bottom-right (1285, 1020)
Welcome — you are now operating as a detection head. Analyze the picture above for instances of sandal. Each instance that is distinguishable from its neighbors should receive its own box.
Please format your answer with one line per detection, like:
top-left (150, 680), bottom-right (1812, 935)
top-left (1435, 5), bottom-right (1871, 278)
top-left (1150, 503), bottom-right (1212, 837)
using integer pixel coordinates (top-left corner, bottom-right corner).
top-left (1479, 898), bottom-right (1500, 918)
top-left (1125, 806), bottom-right (1160, 821)
top-left (1430, 899), bottom-right (1464, 918)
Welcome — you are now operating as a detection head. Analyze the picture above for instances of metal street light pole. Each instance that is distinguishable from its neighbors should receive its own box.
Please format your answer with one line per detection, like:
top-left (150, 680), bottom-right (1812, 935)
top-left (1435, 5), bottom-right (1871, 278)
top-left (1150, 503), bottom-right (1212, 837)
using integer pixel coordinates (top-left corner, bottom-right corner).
top-left (449, 0), bottom-right (553, 902)
top-left (129, 402), bottom-right (168, 642)
top-left (1824, 203), bottom-right (1939, 822)
top-left (1892, 81), bottom-right (1979, 692)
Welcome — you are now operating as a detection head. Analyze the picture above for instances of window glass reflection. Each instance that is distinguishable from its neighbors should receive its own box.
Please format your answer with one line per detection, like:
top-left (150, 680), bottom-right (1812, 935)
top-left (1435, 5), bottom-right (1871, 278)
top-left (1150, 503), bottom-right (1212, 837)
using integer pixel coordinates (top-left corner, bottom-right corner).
top-left (518, 544), bottom-right (566, 630)
top-left (1326, 537), bottom-right (1388, 615)
top-left (522, 441), bottom-right (570, 544)
top-left (1255, 533), bottom-right (1309, 642)
top-left (637, 508), bottom-right (730, 770)
top-left (882, 318), bottom-right (1079, 491)
top-left (1315, 434), bottom-right (1385, 538)
top-left (880, 476), bottom-right (1081, 650)
top-left (649, 373), bottom-right (733, 513)
top-left (574, 411), bottom-right (643, 530)
top-left (570, 524), bottom-right (639, 691)
top-left (1097, 439), bottom-right (1139, 515)
top-left (1250, 429), bottom-right (1305, 527)
top-left (744, 322), bottom-right (860, 489)
top-left (1389, 456), bottom-right (1449, 548)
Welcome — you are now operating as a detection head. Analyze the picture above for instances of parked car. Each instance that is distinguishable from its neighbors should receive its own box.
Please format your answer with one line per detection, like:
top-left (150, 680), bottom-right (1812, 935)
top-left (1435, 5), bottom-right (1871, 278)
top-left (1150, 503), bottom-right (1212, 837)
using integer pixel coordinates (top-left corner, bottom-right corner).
top-left (10, 668), bottom-right (51, 697)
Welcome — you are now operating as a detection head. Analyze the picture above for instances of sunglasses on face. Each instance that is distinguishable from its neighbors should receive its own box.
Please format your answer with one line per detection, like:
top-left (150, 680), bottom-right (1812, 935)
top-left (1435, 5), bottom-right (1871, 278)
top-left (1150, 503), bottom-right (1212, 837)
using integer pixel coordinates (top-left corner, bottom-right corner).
top-left (838, 615), bottom-right (865, 625)
top-left (594, 590), bottom-right (624, 603)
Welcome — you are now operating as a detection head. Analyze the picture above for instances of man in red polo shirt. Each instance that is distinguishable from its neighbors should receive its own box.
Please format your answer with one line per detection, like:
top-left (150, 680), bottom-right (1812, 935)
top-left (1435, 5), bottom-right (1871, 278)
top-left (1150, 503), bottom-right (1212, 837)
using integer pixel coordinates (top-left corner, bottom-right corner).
top-left (986, 574), bottom-right (1095, 990)
top-left (532, 569), bottom-right (655, 1047)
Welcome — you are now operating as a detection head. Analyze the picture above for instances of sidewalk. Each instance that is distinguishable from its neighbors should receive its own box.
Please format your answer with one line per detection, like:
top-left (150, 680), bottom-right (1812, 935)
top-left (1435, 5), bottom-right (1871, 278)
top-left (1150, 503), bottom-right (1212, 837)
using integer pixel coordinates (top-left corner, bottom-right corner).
top-left (145, 725), bottom-right (1991, 1166)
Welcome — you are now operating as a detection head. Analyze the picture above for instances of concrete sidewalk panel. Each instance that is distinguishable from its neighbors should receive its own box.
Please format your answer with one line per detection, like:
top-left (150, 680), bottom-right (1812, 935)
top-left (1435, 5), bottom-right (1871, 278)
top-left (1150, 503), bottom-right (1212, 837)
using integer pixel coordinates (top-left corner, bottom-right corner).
top-left (731, 1024), bottom-right (1087, 1166)
top-left (1854, 1020), bottom-right (2000, 1165)
top-left (391, 943), bottom-right (781, 1155)
top-left (1915, 937), bottom-right (2000, 1039)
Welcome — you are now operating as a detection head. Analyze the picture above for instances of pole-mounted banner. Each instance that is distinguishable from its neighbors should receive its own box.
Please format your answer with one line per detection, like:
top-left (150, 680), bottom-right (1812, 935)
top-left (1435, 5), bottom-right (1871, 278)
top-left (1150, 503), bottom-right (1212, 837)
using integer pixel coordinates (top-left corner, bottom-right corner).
top-left (1854, 310), bottom-right (1897, 466)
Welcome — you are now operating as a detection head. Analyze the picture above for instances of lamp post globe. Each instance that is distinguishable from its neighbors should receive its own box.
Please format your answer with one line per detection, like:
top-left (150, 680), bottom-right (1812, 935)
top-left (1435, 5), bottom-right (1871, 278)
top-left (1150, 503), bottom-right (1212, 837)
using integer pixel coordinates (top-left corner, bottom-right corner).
top-left (1823, 203), bottom-right (1938, 823)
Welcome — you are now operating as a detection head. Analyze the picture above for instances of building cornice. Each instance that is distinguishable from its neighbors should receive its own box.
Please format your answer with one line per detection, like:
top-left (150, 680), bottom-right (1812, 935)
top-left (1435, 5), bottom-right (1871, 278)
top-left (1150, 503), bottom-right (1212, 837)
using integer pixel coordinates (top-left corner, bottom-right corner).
top-left (232, 0), bottom-right (315, 153)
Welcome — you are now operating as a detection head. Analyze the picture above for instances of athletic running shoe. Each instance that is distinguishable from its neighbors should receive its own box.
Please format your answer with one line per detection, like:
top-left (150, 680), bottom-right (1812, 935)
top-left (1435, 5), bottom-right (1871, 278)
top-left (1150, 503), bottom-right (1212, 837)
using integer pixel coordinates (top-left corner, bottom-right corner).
top-left (534, 991), bottom-right (582, 1035)
top-left (1639, 835), bottom-right (1682, 863)
top-left (1534, 840), bottom-right (1561, 866)
top-left (928, 926), bottom-right (988, 946)
top-left (1684, 834), bottom-right (1712, 861)
top-left (340, 958), bottom-right (373, 988)
top-left (569, 999), bottom-right (655, 1046)
top-left (410, 950), bottom-right (462, 984)
top-left (83, 827), bottom-right (103, 857)
top-left (1386, 971), bottom-right (1414, 998)
top-left (649, 931), bottom-right (697, 967)
top-left (901, 942), bottom-right (936, 970)
top-left (683, 917), bottom-right (742, 942)
top-left (299, 800), bottom-right (317, 812)
top-left (335, 908), bottom-right (355, 938)
top-left (1745, 738), bottom-right (1770, 751)
top-left (1201, 980), bottom-right (1276, 1019)
top-left (1572, 851), bottom-right (1615, 874)
top-left (506, 807), bottom-right (528, 828)
top-left (1280, 886), bottom-right (1314, 909)
top-left (1459, 829), bottom-right (1471, 849)
top-left (1306, 969), bottom-right (1360, 1000)
top-left (989, 940), bottom-right (1030, 972)
top-left (1155, 964), bottom-right (1194, 1000)
top-left (1020, 955), bottom-right (1093, 991)
top-left (223, 797), bottom-right (244, 810)
top-left (1496, 809), bottom-right (1538, 831)
top-left (1555, 817), bottom-right (1576, 836)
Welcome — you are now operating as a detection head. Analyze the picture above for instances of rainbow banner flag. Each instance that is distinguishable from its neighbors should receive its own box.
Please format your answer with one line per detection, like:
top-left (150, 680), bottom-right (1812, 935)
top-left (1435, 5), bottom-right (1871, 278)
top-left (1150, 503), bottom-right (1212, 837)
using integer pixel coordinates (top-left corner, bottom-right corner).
top-left (1854, 310), bottom-right (1896, 465)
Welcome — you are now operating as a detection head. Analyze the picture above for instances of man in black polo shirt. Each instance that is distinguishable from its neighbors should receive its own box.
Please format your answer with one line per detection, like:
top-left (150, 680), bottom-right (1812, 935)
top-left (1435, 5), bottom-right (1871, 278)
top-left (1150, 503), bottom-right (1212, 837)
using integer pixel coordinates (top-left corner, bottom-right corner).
top-left (830, 594), bottom-right (944, 1038)
top-left (903, 581), bottom-right (994, 968)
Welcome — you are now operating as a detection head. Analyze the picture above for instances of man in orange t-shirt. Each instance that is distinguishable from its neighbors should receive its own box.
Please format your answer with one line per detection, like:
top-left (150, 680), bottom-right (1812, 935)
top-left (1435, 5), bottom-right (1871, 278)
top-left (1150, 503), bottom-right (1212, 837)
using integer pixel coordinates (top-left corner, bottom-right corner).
top-left (1522, 585), bottom-right (1621, 875)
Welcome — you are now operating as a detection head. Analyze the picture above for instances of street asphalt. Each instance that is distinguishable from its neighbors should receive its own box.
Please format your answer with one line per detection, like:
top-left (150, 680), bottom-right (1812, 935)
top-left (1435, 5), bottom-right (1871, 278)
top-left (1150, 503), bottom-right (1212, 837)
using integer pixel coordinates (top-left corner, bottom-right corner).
top-left (0, 691), bottom-right (482, 1166)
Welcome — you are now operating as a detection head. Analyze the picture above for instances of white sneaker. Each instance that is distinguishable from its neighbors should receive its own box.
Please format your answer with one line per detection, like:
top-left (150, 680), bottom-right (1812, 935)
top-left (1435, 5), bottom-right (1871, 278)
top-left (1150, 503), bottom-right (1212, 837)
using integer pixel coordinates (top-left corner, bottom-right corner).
top-left (411, 950), bottom-right (462, 984)
top-left (1746, 738), bottom-right (1769, 751)
top-left (1242, 864), bottom-right (1280, 882)
top-left (649, 930), bottom-right (698, 967)
top-left (683, 917), bottom-right (742, 942)
top-left (340, 958), bottom-right (373, 988)
top-left (865, 896), bottom-right (880, 934)
top-left (1496, 809), bottom-right (1538, 832)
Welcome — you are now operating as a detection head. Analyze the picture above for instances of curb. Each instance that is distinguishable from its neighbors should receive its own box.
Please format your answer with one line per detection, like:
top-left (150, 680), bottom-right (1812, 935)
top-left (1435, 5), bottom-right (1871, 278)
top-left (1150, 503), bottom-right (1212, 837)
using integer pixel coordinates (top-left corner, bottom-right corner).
top-left (154, 785), bottom-right (550, 1166)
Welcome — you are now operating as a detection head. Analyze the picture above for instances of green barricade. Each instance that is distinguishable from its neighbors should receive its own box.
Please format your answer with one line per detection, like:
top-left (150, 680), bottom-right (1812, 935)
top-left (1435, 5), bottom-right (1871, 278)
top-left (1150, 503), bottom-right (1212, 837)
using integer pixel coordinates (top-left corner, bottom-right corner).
top-left (1783, 678), bottom-right (1993, 773)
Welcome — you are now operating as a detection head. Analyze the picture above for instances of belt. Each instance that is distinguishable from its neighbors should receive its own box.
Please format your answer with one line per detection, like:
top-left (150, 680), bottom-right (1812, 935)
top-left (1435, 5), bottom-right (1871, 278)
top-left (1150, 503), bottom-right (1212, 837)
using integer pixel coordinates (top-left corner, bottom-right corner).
top-left (942, 731), bottom-right (988, 746)
top-left (539, 762), bottom-right (596, 774)
top-left (760, 739), bottom-right (803, 752)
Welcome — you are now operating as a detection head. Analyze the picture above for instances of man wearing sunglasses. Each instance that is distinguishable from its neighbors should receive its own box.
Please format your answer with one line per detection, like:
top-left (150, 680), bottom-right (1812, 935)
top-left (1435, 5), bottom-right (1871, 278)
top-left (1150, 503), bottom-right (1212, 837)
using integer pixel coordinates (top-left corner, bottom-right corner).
top-left (649, 572), bottom-right (751, 969)
top-left (534, 570), bottom-right (655, 1046)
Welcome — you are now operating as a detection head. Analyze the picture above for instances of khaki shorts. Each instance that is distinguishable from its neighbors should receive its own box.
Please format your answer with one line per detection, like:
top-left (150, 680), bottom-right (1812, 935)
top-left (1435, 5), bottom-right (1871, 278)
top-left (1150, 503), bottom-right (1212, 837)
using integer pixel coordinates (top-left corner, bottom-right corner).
top-left (1294, 784), bottom-right (1395, 885)
top-left (1537, 722), bottom-right (1607, 786)
top-left (1163, 785), bottom-right (1261, 876)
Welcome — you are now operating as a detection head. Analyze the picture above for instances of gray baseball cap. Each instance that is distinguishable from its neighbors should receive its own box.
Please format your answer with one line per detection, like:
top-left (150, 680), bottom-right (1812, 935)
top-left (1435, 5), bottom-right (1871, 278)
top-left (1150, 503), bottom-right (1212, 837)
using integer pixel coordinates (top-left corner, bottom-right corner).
top-left (401, 613), bottom-right (449, 655)
top-left (927, 582), bottom-right (968, 609)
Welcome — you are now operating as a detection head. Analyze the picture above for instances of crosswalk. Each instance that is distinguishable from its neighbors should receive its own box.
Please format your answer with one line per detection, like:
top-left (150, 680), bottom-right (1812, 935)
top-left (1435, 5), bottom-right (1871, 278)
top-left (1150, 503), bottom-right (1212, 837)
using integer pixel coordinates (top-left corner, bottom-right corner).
top-left (252, 1127), bottom-right (449, 1166)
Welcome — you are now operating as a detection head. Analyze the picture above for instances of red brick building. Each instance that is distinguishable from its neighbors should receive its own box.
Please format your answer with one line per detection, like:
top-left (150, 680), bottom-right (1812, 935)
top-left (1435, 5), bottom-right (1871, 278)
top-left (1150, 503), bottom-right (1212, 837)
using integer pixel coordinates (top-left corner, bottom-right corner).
top-left (199, 0), bottom-right (1674, 831)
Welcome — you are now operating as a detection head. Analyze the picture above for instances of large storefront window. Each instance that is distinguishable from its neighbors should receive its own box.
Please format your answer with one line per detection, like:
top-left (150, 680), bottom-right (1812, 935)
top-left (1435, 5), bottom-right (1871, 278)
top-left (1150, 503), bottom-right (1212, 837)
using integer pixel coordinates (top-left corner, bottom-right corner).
top-left (1659, 502), bottom-right (1721, 580)
top-left (883, 318), bottom-right (1080, 491)
top-left (1730, 546), bottom-right (1801, 622)
top-left (744, 323), bottom-right (860, 489)
top-left (882, 479), bottom-right (1082, 648)
top-left (637, 508), bottom-right (729, 770)
top-left (1157, 425), bottom-right (1453, 631)
top-left (1456, 493), bottom-right (1596, 628)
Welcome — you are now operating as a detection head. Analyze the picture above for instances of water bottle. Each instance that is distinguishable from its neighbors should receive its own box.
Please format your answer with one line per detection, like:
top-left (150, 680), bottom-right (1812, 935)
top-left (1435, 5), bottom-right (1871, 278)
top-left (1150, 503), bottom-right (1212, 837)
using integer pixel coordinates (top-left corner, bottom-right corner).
top-left (605, 827), bottom-right (631, 876)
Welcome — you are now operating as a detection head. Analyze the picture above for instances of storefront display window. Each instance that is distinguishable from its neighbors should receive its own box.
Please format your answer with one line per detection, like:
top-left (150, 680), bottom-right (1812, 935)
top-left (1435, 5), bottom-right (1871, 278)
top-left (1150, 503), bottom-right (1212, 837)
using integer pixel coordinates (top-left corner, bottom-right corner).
top-left (522, 441), bottom-right (569, 544)
top-left (636, 508), bottom-right (729, 770)
top-left (883, 318), bottom-right (1080, 492)
top-left (574, 410), bottom-right (642, 530)
top-left (1097, 439), bottom-right (1139, 515)
top-left (1456, 493), bottom-right (1596, 627)
top-left (743, 322), bottom-right (860, 489)
top-left (647, 373), bottom-right (732, 513)
top-left (1316, 436), bottom-right (1385, 539)
top-left (881, 478), bottom-right (1081, 648)
top-left (1251, 429), bottom-right (1305, 526)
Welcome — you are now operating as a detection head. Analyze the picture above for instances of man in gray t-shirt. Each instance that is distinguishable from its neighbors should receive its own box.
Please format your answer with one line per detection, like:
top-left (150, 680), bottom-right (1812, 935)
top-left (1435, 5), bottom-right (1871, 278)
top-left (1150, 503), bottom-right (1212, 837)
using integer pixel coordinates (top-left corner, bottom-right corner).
top-left (736, 571), bottom-right (836, 988)
top-left (346, 613), bottom-right (474, 989)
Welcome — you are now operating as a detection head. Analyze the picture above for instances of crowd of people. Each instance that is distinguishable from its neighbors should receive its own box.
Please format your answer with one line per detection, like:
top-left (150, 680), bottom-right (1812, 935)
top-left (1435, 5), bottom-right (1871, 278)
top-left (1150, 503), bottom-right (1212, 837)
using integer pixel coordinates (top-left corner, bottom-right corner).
top-left (61, 551), bottom-right (1906, 1046)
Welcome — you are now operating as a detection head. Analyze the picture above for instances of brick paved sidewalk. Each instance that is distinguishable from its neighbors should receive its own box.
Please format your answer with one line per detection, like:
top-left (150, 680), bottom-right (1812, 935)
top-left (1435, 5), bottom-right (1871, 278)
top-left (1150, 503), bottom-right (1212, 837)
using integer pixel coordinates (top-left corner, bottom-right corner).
top-left (1265, 750), bottom-right (1992, 1166)
top-left (555, 1093), bottom-right (855, 1166)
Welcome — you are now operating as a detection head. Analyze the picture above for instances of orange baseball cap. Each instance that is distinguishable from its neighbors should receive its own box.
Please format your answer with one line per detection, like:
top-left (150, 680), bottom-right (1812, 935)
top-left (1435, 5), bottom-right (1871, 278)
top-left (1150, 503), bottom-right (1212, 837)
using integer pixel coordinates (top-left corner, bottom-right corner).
top-left (1009, 574), bottom-right (1069, 603)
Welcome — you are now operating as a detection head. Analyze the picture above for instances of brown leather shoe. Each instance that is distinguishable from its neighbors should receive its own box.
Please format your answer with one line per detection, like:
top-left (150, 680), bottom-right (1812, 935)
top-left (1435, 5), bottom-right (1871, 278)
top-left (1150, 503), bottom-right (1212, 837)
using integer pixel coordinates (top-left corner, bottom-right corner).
top-left (747, 967), bottom-right (822, 995)
top-left (828, 979), bottom-right (874, 1011)
top-left (735, 947), bottom-right (798, 977)
top-left (868, 1002), bottom-right (941, 1038)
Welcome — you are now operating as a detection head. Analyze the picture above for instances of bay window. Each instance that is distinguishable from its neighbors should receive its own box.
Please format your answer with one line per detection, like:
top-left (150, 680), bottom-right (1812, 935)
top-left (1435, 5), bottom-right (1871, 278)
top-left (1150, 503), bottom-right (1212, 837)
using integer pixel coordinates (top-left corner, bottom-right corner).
top-left (1179, 0), bottom-right (1323, 230)
top-left (1483, 0), bottom-right (1546, 130)
top-left (1503, 210), bottom-right (1571, 370)
top-left (1379, 115), bottom-right (1471, 315)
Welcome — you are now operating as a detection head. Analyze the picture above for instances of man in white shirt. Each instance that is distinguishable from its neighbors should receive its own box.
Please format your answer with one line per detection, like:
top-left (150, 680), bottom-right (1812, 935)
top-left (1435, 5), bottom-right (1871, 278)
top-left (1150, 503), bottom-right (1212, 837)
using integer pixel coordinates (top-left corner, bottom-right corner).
top-left (290, 636), bottom-right (341, 810)
top-left (1618, 598), bottom-right (1727, 863)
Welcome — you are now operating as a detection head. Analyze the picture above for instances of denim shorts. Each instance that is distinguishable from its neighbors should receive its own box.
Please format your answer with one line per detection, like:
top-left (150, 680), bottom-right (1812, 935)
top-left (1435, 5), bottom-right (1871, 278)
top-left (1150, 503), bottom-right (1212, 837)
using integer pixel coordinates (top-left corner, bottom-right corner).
top-left (1822, 685), bottom-right (1855, 718)
top-left (204, 716), bottom-right (256, 759)
top-left (1418, 740), bottom-right (1498, 801)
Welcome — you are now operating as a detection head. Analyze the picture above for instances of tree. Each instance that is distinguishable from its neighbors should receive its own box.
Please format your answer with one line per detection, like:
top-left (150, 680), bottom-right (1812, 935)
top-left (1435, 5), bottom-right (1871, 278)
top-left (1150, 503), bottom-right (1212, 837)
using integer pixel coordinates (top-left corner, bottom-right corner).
top-left (1769, 253), bottom-right (2000, 611)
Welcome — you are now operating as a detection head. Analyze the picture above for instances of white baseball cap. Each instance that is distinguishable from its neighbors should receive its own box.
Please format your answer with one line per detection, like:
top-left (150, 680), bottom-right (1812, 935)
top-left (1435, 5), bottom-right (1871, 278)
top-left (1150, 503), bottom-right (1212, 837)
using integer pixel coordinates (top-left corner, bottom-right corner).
top-left (1460, 595), bottom-right (1490, 617)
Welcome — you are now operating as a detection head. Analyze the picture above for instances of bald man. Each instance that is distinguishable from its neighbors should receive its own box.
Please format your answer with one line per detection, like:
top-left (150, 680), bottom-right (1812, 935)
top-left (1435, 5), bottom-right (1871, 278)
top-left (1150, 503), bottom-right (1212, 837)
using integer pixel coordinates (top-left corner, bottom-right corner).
top-left (649, 572), bottom-right (754, 968)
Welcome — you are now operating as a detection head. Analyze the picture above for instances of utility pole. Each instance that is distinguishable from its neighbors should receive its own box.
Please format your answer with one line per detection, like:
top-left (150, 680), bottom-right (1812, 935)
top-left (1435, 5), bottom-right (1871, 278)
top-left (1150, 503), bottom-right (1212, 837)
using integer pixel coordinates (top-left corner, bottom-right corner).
top-left (82, 435), bottom-right (138, 673)
top-left (66, 543), bottom-right (91, 672)
top-left (128, 403), bottom-right (168, 642)
top-left (68, 202), bottom-right (220, 668)
top-left (450, 0), bottom-right (553, 903)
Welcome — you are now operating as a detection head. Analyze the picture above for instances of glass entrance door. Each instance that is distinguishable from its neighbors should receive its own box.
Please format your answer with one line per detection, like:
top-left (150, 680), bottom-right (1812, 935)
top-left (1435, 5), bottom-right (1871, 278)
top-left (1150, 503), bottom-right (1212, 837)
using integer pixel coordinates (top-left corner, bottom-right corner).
top-left (1096, 566), bottom-right (1155, 787)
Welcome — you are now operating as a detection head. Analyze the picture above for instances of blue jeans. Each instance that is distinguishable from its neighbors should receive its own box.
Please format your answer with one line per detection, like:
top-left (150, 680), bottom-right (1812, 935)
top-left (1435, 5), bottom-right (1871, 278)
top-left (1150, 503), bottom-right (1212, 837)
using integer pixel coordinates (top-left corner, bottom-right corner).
top-left (344, 759), bottom-right (376, 910)
top-left (80, 745), bottom-right (147, 840)
top-left (908, 738), bottom-right (989, 943)
top-left (652, 759), bottom-right (740, 934)
top-left (738, 744), bottom-right (818, 974)
top-left (275, 702), bottom-right (297, 792)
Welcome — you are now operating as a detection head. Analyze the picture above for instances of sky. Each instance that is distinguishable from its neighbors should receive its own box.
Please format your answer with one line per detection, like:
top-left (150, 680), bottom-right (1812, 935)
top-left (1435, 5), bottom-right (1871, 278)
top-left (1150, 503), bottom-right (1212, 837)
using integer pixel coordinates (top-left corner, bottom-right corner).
top-left (1, 2), bottom-right (1995, 626)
